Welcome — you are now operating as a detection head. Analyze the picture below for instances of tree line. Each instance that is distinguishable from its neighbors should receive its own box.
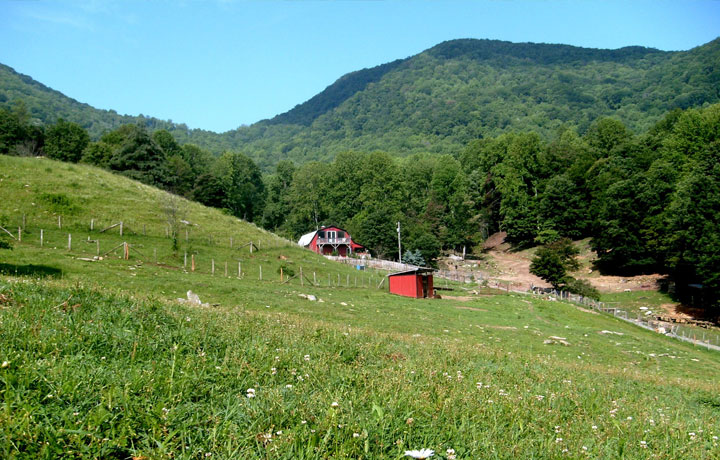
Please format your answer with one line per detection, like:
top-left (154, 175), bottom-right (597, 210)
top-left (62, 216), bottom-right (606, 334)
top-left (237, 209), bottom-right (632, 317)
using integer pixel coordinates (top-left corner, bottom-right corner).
top-left (1, 102), bottom-right (718, 311)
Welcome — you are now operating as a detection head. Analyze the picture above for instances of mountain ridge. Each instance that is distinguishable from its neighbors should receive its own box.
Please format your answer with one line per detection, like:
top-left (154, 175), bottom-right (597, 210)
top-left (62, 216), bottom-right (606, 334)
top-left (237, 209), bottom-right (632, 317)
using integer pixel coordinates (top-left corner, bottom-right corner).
top-left (2, 37), bottom-right (719, 169)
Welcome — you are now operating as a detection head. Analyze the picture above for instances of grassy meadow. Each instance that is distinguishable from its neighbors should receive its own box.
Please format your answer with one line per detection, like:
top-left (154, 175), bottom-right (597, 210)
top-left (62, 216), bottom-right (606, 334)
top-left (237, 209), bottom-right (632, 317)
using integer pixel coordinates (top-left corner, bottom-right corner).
top-left (1, 156), bottom-right (719, 459)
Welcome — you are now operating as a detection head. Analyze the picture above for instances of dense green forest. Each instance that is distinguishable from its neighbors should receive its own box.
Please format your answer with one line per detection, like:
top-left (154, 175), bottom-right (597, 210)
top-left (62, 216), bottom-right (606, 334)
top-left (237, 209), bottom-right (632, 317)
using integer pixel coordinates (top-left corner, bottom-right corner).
top-left (2, 103), bottom-right (719, 311)
top-left (2, 38), bottom-right (719, 171)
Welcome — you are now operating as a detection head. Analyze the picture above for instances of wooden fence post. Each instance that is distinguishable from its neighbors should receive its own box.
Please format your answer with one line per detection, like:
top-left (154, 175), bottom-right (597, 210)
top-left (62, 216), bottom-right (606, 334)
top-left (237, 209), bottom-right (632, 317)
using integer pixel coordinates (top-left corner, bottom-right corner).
top-left (184, 251), bottom-right (187, 268)
top-left (96, 240), bottom-right (100, 256)
top-left (300, 267), bottom-right (304, 287)
top-left (67, 233), bottom-right (71, 251)
top-left (280, 267), bottom-right (283, 282)
top-left (22, 214), bottom-right (26, 230)
top-left (191, 254), bottom-right (195, 272)
top-left (313, 272), bottom-right (317, 285)
top-left (259, 265), bottom-right (262, 280)
top-left (120, 221), bottom-right (123, 237)
top-left (40, 229), bottom-right (44, 247)
top-left (58, 216), bottom-right (62, 229)
top-left (17, 227), bottom-right (21, 242)
top-left (346, 274), bottom-right (349, 287)
top-left (212, 259), bottom-right (215, 275)
top-left (185, 228), bottom-right (189, 242)
top-left (250, 241), bottom-right (253, 254)
top-left (238, 261), bottom-right (242, 277)
top-left (90, 218), bottom-right (94, 231)
top-left (124, 242), bottom-right (129, 260)
top-left (224, 261), bottom-right (228, 277)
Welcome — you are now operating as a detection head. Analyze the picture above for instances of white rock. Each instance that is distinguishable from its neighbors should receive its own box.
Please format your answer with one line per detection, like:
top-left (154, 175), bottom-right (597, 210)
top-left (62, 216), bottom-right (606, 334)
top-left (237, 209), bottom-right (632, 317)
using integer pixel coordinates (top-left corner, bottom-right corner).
top-left (187, 290), bottom-right (202, 305)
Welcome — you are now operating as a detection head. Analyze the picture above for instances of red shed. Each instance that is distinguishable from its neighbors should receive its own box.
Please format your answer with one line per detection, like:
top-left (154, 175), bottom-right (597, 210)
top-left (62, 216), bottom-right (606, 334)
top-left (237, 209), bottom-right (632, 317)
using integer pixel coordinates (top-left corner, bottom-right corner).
top-left (298, 226), bottom-right (365, 257)
top-left (388, 268), bottom-right (435, 298)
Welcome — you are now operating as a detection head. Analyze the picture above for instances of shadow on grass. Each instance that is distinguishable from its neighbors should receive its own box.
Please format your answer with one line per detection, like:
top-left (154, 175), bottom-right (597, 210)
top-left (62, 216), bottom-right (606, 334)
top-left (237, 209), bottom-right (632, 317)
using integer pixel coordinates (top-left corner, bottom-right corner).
top-left (0, 263), bottom-right (62, 278)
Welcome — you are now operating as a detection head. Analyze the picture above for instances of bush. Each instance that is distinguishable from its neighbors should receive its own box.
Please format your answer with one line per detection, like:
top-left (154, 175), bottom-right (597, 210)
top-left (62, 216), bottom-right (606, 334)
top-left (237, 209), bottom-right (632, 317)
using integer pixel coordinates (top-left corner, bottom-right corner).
top-left (563, 277), bottom-right (600, 300)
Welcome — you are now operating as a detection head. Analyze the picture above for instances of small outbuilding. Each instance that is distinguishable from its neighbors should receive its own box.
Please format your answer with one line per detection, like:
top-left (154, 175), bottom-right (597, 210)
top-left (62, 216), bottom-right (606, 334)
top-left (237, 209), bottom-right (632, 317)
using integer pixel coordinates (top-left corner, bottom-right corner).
top-left (388, 268), bottom-right (435, 298)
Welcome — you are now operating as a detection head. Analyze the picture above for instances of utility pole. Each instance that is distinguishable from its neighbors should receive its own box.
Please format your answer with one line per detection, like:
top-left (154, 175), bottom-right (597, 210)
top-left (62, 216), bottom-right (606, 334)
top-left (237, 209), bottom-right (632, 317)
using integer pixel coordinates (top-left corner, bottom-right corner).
top-left (397, 221), bottom-right (402, 263)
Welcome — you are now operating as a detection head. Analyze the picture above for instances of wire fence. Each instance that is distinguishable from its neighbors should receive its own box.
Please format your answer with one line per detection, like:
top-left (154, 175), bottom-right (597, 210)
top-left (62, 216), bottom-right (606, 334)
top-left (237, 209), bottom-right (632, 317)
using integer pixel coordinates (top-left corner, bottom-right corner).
top-left (4, 213), bottom-right (719, 351)
top-left (0, 213), bottom-right (385, 290)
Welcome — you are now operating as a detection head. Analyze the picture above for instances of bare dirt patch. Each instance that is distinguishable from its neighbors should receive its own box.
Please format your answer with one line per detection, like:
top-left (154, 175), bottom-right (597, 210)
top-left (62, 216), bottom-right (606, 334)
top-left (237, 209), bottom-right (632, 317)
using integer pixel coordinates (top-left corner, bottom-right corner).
top-left (442, 295), bottom-right (477, 302)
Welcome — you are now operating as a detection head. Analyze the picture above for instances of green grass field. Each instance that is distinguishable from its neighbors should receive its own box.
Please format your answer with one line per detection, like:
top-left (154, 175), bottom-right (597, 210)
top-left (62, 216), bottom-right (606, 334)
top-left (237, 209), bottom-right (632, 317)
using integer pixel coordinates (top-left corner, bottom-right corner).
top-left (1, 156), bottom-right (719, 459)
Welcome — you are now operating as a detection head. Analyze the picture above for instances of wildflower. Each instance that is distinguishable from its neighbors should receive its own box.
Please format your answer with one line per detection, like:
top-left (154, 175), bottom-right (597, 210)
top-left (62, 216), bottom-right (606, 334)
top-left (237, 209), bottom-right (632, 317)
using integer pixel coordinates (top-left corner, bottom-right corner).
top-left (446, 448), bottom-right (456, 460)
top-left (582, 446), bottom-right (588, 451)
top-left (406, 417), bottom-right (414, 425)
top-left (627, 416), bottom-right (633, 421)
top-left (271, 367), bottom-right (277, 375)
top-left (640, 441), bottom-right (647, 448)
top-left (592, 425), bottom-right (598, 430)
top-left (555, 438), bottom-right (563, 443)
top-left (304, 355), bottom-right (310, 361)
top-left (404, 449), bottom-right (434, 459)
top-left (276, 431), bottom-right (282, 435)
top-left (301, 420), bottom-right (307, 424)
top-left (285, 384), bottom-right (293, 389)
top-left (185, 316), bottom-right (191, 322)
top-left (353, 433), bottom-right (360, 438)
top-left (712, 435), bottom-right (718, 440)
top-left (246, 388), bottom-right (256, 398)
top-left (1, 361), bottom-right (9, 368)
top-left (331, 401), bottom-right (339, 408)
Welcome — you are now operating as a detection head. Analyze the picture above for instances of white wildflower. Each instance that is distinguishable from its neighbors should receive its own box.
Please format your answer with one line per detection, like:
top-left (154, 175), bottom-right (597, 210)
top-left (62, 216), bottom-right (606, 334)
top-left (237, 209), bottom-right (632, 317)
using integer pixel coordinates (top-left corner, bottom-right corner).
top-left (404, 449), bottom-right (434, 459)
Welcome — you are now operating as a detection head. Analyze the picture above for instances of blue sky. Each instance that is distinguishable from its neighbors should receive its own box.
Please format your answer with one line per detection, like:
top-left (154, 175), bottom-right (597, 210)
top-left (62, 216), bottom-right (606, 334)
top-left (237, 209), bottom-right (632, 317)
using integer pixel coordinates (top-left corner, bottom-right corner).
top-left (1, 0), bottom-right (718, 132)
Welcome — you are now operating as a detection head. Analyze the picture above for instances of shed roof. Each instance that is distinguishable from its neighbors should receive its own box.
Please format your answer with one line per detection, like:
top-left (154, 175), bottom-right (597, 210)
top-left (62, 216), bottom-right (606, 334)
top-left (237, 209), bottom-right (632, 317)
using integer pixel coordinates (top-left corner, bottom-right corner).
top-left (387, 268), bottom-right (435, 277)
top-left (298, 230), bottom-right (317, 247)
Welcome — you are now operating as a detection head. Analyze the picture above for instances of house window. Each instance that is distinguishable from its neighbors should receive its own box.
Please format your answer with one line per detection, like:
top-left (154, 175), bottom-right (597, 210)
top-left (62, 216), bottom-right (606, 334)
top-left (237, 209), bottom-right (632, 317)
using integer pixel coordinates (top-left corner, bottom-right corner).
top-left (319, 231), bottom-right (325, 238)
top-left (337, 231), bottom-right (345, 238)
top-left (327, 231), bottom-right (336, 239)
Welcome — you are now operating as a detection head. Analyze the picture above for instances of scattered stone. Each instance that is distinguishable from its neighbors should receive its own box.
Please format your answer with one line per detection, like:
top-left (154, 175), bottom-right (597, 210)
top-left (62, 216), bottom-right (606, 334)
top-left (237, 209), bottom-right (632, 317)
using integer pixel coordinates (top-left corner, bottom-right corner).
top-left (187, 291), bottom-right (201, 305)
top-left (599, 330), bottom-right (624, 335)
top-left (545, 336), bottom-right (570, 346)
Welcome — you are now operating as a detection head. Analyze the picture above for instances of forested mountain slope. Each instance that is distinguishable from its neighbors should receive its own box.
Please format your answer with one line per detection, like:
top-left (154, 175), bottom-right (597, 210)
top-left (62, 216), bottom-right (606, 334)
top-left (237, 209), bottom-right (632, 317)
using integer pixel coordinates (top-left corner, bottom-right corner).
top-left (2, 38), bottom-right (719, 170)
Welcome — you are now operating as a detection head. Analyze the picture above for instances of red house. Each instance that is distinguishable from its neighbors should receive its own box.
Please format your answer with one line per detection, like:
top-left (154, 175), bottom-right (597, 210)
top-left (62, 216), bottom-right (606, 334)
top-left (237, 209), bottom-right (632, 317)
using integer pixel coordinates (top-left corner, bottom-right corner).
top-left (298, 226), bottom-right (365, 256)
top-left (388, 268), bottom-right (435, 298)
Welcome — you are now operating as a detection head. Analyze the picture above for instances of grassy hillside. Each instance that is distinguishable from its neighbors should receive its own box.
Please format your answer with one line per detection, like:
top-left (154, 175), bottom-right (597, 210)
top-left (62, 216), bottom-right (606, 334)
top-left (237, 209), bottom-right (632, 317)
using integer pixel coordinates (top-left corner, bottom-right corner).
top-left (1, 156), bottom-right (719, 459)
top-left (3, 38), bottom-right (720, 171)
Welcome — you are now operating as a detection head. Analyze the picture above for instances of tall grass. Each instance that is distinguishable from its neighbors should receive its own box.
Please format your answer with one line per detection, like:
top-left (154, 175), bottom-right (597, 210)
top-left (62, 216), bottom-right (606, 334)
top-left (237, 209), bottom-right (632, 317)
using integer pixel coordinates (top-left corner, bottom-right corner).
top-left (1, 155), bottom-right (719, 458)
